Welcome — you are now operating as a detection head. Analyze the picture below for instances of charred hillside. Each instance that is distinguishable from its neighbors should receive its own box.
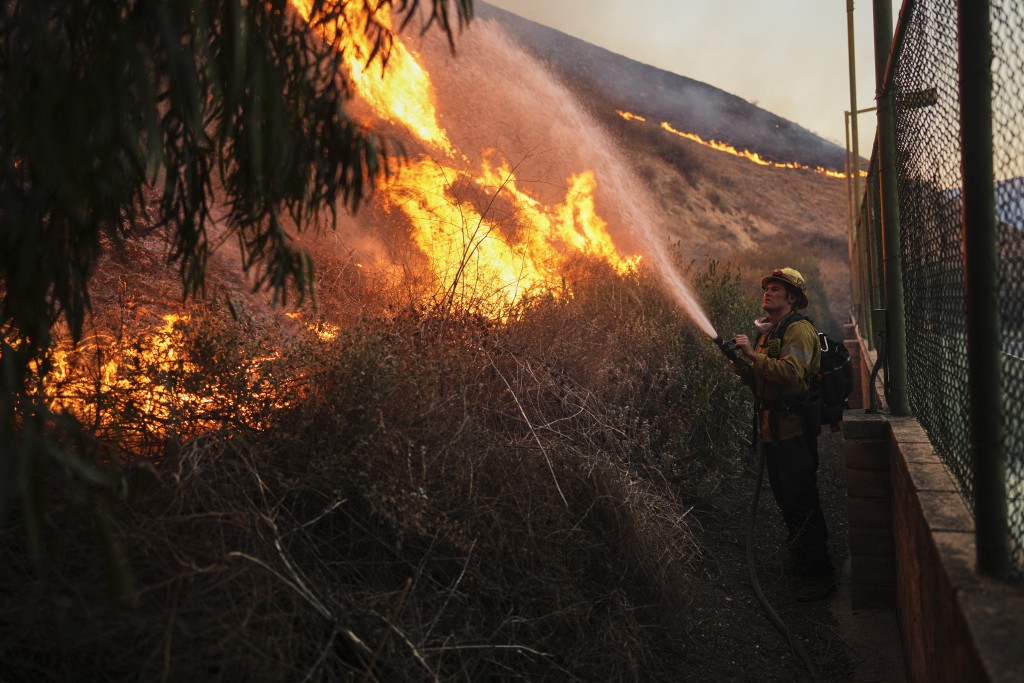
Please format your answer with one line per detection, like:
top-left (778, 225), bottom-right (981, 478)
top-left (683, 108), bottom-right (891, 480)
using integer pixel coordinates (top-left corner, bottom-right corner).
top-left (477, 2), bottom-right (847, 173)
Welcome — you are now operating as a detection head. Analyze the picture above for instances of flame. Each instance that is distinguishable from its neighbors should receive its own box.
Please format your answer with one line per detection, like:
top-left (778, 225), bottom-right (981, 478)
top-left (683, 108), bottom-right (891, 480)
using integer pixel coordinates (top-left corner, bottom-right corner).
top-left (291, 0), bottom-right (453, 155)
top-left (616, 109), bottom-right (854, 179)
top-left (617, 110), bottom-right (646, 123)
top-left (39, 5), bottom-right (647, 445)
top-left (381, 154), bottom-right (639, 313)
top-left (41, 310), bottom-right (345, 445)
top-left (291, 0), bottom-right (638, 316)
top-left (287, 311), bottom-right (339, 341)
top-left (45, 315), bottom-right (203, 423)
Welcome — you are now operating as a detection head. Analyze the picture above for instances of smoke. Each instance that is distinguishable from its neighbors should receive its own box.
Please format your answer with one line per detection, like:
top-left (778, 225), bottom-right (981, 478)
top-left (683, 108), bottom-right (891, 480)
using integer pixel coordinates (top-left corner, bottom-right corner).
top-left (346, 15), bottom-right (717, 335)
top-left (305, 13), bottom-right (716, 335)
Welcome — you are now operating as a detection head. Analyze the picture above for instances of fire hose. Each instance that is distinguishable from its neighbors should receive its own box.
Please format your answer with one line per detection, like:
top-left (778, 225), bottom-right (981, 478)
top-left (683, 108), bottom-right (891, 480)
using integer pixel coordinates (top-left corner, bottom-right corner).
top-left (713, 336), bottom-right (823, 683)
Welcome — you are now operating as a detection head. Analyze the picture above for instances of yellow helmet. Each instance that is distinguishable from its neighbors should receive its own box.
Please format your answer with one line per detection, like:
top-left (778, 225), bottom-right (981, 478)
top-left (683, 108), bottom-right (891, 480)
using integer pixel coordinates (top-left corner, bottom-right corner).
top-left (761, 267), bottom-right (809, 309)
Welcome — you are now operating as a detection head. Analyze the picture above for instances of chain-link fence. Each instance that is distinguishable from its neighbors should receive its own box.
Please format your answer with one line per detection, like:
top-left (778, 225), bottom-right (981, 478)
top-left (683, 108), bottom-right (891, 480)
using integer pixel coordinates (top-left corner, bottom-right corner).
top-left (852, 0), bottom-right (1024, 576)
top-left (992, 0), bottom-right (1024, 579)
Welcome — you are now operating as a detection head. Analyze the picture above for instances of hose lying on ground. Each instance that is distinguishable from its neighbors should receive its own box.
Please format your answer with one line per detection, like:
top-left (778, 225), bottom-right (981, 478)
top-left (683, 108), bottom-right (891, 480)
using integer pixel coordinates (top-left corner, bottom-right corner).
top-left (745, 444), bottom-right (824, 683)
top-left (714, 332), bottom-right (825, 681)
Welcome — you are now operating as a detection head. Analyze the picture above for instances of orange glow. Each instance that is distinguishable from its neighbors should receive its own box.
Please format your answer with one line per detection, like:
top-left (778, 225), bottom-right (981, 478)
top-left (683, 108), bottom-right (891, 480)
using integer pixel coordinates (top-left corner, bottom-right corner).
top-left (617, 110), bottom-right (852, 179)
top-left (660, 121), bottom-right (853, 178)
top-left (41, 310), bottom-right (345, 443)
top-left (287, 312), bottom-right (339, 341)
top-left (41, 6), bottom-right (650, 444)
top-left (47, 315), bottom-right (208, 423)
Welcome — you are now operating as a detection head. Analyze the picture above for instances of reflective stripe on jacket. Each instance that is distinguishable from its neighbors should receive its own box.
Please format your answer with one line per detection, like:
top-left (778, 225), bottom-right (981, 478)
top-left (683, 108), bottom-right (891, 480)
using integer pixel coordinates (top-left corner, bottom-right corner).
top-left (753, 314), bottom-right (821, 442)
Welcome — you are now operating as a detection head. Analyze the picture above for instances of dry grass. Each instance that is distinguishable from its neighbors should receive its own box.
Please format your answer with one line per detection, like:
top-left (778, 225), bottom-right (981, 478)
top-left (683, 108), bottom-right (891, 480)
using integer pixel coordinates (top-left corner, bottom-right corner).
top-left (0, 253), bottom-right (762, 682)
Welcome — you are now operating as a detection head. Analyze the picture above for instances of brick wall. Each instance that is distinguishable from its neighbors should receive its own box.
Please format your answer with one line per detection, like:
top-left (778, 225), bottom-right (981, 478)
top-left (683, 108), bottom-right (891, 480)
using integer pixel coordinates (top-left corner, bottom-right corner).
top-left (843, 335), bottom-right (1024, 682)
top-left (844, 413), bottom-right (897, 608)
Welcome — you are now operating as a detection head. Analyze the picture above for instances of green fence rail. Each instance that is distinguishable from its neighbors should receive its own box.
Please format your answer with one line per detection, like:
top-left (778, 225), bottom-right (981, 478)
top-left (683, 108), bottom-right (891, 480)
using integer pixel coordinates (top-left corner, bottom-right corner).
top-left (851, 0), bottom-right (1024, 577)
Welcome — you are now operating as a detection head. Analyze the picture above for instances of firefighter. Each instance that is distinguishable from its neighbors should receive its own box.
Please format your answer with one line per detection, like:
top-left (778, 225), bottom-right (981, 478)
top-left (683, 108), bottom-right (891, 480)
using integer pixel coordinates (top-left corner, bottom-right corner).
top-left (732, 267), bottom-right (835, 601)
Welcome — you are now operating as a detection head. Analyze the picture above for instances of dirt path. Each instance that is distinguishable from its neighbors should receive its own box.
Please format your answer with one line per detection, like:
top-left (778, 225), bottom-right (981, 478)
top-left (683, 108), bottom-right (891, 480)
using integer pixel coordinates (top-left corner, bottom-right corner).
top-left (678, 428), bottom-right (905, 682)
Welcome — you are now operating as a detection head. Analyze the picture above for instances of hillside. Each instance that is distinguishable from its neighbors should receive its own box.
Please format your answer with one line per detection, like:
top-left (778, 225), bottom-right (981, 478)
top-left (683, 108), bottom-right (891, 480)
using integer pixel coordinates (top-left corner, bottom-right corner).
top-left (476, 2), bottom-right (848, 172)
top-left (471, 3), bottom-right (852, 328)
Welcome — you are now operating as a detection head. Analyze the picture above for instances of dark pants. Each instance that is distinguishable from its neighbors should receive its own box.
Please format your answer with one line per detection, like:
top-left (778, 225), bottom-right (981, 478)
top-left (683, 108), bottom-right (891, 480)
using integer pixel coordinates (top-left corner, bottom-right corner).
top-left (763, 435), bottom-right (834, 578)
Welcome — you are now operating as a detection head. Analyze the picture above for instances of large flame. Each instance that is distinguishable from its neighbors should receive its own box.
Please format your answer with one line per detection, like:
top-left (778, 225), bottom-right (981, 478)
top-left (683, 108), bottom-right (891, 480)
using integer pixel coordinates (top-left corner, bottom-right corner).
top-left (293, 0), bottom-right (637, 315)
top-left (40, 311), bottom-right (343, 449)
top-left (616, 110), bottom-right (854, 179)
top-left (382, 154), bottom-right (639, 313)
top-left (45, 315), bottom-right (214, 431)
top-left (291, 0), bottom-right (453, 155)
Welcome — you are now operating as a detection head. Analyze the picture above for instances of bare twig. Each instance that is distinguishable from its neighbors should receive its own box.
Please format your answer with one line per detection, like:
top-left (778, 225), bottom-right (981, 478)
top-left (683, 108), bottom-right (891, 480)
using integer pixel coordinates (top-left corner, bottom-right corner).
top-left (226, 551), bottom-right (333, 622)
top-left (487, 355), bottom-right (568, 508)
top-left (361, 578), bottom-right (414, 683)
top-left (424, 537), bottom-right (477, 642)
top-left (296, 497), bottom-right (349, 531)
top-left (299, 628), bottom-right (338, 683)
top-left (373, 611), bottom-right (441, 683)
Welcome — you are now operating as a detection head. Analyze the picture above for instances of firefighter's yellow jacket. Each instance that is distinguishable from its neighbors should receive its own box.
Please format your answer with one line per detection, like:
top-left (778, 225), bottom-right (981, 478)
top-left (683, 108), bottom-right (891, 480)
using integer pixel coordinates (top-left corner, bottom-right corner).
top-left (751, 313), bottom-right (821, 443)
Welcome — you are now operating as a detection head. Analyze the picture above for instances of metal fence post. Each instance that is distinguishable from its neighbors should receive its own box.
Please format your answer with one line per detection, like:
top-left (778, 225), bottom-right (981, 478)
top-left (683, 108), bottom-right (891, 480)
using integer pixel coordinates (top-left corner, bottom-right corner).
top-left (958, 0), bottom-right (1011, 578)
top-left (874, 0), bottom-right (910, 416)
top-left (847, 0), bottom-right (862, 315)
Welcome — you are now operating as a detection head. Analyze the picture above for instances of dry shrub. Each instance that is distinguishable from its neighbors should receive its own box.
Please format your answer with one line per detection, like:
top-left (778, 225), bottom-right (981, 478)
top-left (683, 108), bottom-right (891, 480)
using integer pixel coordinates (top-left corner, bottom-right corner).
top-left (0, 259), bottom-right (757, 682)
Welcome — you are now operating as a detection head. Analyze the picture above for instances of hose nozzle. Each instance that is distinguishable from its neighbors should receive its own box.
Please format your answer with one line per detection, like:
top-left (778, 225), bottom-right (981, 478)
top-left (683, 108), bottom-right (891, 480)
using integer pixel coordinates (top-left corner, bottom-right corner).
top-left (712, 335), bottom-right (744, 365)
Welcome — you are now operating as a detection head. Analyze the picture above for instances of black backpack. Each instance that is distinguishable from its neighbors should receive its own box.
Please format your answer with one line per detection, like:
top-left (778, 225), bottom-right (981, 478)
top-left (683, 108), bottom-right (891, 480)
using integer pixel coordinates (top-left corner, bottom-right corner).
top-left (766, 314), bottom-right (854, 428)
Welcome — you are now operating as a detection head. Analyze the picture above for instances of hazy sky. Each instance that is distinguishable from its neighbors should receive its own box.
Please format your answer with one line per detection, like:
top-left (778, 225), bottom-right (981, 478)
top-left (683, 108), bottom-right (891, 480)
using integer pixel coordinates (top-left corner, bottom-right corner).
top-left (485, 0), bottom-right (900, 155)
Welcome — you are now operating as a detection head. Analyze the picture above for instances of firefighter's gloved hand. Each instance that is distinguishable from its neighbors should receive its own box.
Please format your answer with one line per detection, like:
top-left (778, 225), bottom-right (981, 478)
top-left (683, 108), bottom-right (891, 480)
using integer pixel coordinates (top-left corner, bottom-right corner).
top-left (732, 334), bottom-right (755, 360)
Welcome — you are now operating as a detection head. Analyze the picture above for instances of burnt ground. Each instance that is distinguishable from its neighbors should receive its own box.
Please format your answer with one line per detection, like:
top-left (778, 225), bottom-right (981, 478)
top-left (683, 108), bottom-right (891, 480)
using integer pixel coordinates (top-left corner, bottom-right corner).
top-left (674, 428), bottom-right (905, 683)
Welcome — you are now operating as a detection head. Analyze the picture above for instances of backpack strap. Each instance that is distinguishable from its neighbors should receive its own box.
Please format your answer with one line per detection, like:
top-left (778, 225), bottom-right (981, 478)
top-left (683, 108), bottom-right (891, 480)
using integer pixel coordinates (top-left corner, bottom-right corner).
top-left (760, 311), bottom-right (810, 346)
